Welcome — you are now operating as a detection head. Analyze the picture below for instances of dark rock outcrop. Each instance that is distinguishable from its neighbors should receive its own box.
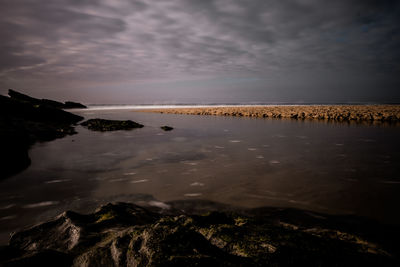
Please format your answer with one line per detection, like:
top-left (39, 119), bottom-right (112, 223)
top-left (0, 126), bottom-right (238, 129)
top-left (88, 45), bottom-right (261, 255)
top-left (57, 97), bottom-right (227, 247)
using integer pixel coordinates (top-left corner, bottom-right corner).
top-left (160, 126), bottom-right (173, 131)
top-left (64, 101), bottom-right (87, 109)
top-left (0, 91), bottom-right (84, 178)
top-left (1, 202), bottom-right (399, 266)
top-left (8, 89), bottom-right (43, 106)
top-left (8, 89), bottom-right (87, 109)
top-left (81, 119), bottom-right (144, 131)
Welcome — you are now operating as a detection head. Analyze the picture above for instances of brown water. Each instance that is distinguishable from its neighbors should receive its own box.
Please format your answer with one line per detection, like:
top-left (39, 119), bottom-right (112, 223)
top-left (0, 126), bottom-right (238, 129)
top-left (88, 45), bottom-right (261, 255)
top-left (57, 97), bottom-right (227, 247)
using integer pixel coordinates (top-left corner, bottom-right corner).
top-left (1, 108), bottom-right (400, 244)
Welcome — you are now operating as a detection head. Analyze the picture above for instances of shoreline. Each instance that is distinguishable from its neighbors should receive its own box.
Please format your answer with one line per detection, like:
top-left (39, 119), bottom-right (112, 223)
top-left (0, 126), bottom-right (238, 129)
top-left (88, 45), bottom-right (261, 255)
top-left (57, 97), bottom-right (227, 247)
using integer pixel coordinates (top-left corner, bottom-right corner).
top-left (136, 105), bottom-right (400, 123)
top-left (0, 90), bottom-right (84, 178)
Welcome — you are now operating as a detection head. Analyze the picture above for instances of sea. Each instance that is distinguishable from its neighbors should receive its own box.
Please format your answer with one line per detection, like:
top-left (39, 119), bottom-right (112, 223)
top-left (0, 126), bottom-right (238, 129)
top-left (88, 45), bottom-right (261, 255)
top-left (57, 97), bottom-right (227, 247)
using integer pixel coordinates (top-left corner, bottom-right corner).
top-left (0, 104), bottom-right (399, 244)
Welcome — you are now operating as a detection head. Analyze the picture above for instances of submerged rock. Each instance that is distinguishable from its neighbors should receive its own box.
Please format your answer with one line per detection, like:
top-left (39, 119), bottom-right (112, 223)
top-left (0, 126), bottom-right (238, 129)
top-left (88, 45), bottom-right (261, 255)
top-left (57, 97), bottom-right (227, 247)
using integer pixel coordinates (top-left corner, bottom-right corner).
top-left (1, 202), bottom-right (399, 266)
top-left (160, 126), bottom-right (174, 131)
top-left (81, 119), bottom-right (144, 131)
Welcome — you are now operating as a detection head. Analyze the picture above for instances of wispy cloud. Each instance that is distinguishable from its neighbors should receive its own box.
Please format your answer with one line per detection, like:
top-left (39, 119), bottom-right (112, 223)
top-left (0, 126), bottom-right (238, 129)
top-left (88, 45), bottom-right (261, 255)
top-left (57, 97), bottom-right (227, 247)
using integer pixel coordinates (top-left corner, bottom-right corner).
top-left (0, 0), bottom-right (399, 103)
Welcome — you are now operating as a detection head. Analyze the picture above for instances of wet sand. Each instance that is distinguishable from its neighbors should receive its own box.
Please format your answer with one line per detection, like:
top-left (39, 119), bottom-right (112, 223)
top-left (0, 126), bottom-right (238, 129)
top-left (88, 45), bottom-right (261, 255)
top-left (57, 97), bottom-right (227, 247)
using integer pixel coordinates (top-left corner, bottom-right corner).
top-left (137, 105), bottom-right (400, 123)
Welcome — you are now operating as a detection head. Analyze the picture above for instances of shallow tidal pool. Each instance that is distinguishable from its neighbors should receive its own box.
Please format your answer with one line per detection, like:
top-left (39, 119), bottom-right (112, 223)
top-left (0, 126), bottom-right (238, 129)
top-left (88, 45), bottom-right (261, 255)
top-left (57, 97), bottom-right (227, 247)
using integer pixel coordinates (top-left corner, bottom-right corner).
top-left (1, 108), bottom-right (400, 244)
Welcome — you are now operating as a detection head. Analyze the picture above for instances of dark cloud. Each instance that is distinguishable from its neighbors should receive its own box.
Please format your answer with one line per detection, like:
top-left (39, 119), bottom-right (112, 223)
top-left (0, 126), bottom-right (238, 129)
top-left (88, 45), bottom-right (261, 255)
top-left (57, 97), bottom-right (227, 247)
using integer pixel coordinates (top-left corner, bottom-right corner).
top-left (0, 0), bottom-right (399, 103)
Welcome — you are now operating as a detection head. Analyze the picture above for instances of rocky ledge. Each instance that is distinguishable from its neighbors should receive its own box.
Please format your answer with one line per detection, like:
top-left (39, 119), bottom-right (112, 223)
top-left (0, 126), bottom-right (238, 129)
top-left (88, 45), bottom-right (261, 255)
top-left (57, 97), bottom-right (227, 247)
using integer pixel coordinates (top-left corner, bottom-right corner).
top-left (0, 90), bottom-right (84, 178)
top-left (139, 105), bottom-right (400, 124)
top-left (81, 119), bottom-right (144, 131)
top-left (1, 202), bottom-right (399, 266)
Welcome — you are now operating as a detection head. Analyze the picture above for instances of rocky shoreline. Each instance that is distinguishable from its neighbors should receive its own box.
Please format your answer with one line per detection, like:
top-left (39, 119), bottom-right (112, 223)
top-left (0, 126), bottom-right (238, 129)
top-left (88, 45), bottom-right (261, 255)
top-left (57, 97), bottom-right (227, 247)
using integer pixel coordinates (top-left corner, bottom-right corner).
top-left (0, 90), bottom-right (85, 178)
top-left (0, 202), bottom-right (399, 266)
top-left (138, 105), bottom-right (400, 123)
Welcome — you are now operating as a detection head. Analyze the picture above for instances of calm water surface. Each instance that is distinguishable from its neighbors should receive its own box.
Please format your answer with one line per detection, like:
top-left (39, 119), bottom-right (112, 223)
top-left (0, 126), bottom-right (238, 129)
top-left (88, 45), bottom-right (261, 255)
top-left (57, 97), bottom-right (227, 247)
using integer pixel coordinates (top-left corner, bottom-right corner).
top-left (1, 109), bottom-right (400, 244)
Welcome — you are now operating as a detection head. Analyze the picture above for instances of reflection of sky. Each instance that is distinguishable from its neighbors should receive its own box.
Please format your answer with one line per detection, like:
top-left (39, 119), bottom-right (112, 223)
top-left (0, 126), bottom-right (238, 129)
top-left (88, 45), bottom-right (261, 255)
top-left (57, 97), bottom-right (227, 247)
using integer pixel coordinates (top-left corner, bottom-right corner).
top-left (0, 110), bottom-right (400, 244)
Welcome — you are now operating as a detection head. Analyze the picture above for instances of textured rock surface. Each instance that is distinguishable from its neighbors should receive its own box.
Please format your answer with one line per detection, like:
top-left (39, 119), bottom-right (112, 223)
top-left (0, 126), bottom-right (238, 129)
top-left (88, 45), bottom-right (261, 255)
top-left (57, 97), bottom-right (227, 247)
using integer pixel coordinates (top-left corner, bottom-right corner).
top-left (1, 202), bottom-right (399, 266)
top-left (81, 119), bottom-right (144, 131)
top-left (0, 91), bottom-right (84, 178)
top-left (139, 105), bottom-right (400, 123)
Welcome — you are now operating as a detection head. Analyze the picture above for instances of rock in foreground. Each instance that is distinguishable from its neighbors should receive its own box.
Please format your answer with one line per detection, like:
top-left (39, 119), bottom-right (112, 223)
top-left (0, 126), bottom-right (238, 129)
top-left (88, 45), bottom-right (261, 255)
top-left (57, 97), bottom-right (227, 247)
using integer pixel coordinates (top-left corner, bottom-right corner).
top-left (81, 119), bottom-right (144, 131)
top-left (1, 202), bottom-right (399, 266)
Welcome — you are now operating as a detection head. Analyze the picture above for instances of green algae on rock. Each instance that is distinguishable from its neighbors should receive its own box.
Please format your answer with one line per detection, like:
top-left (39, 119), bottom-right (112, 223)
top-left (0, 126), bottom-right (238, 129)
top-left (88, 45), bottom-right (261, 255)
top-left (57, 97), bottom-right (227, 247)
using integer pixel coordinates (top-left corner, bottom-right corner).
top-left (81, 119), bottom-right (144, 131)
top-left (1, 202), bottom-right (399, 266)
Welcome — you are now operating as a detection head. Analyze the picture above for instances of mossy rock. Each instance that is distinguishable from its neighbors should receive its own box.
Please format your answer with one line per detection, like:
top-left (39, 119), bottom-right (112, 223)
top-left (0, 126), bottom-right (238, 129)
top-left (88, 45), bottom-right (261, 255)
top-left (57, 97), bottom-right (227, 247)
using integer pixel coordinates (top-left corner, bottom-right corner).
top-left (2, 202), bottom-right (399, 266)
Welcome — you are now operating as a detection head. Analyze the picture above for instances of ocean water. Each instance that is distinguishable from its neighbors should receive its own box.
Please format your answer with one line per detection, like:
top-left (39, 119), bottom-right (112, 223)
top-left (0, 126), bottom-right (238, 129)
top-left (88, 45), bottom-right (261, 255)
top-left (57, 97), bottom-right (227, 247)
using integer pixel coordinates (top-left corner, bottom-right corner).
top-left (0, 107), bottom-right (400, 244)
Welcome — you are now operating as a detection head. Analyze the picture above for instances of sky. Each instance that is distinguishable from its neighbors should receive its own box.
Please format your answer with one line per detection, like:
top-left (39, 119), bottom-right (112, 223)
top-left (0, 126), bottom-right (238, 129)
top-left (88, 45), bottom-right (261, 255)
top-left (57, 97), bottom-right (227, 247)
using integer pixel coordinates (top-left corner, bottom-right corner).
top-left (0, 0), bottom-right (399, 104)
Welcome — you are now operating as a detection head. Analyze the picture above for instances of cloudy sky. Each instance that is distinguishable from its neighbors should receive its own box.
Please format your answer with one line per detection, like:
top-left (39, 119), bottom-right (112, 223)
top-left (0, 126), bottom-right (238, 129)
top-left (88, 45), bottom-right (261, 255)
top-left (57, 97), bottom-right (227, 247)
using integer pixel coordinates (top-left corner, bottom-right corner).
top-left (0, 0), bottom-right (399, 104)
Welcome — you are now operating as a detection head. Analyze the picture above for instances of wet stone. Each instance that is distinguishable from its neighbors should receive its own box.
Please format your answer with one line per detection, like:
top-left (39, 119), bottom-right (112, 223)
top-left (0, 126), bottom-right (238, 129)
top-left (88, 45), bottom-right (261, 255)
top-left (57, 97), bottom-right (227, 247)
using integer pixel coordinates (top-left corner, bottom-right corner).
top-left (81, 119), bottom-right (144, 131)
